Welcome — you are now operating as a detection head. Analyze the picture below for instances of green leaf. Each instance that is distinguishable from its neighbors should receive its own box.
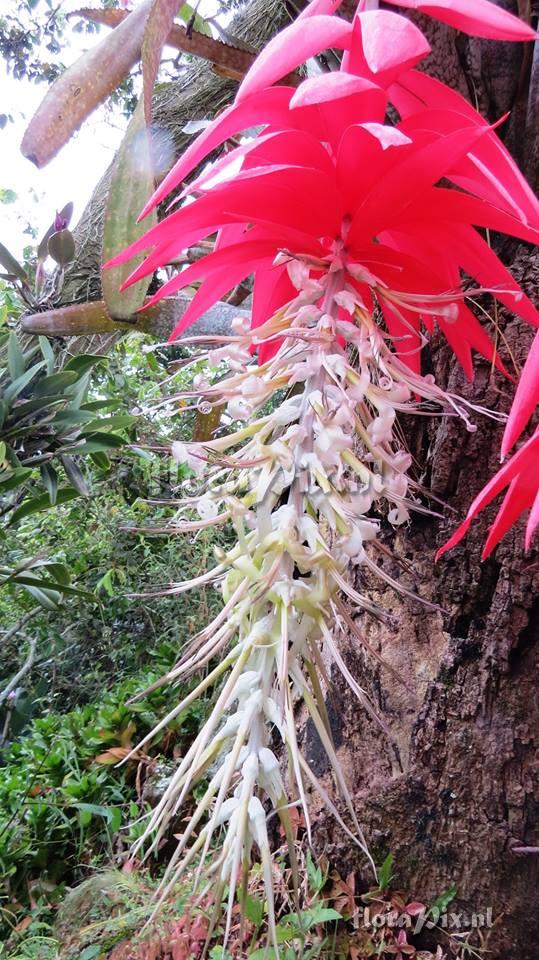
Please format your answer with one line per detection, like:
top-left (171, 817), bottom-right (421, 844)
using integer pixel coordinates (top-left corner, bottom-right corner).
top-left (53, 408), bottom-right (97, 429)
top-left (64, 354), bottom-right (104, 375)
top-left (11, 576), bottom-right (92, 600)
top-left (101, 98), bottom-right (158, 320)
top-left (245, 894), bottom-right (264, 928)
top-left (90, 451), bottom-right (111, 471)
top-left (8, 487), bottom-right (79, 525)
top-left (0, 243), bottom-right (28, 283)
top-left (33, 370), bottom-right (79, 397)
top-left (62, 432), bottom-right (127, 454)
top-left (306, 849), bottom-right (325, 894)
top-left (22, 584), bottom-right (61, 610)
top-left (7, 331), bottom-right (26, 381)
top-left (0, 468), bottom-right (31, 493)
top-left (4, 359), bottom-right (47, 403)
top-left (79, 945), bottom-right (101, 960)
top-left (178, 2), bottom-right (211, 36)
top-left (40, 462), bottom-right (58, 504)
top-left (429, 885), bottom-right (457, 918)
top-left (280, 907), bottom-right (342, 934)
top-left (377, 853), bottom-right (394, 892)
top-left (60, 455), bottom-right (90, 496)
top-left (108, 806), bottom-right (122, 832)
top-left (81, 414), bottom-right (136, 433)
top-left (39, 335), bottom-right (56, 375)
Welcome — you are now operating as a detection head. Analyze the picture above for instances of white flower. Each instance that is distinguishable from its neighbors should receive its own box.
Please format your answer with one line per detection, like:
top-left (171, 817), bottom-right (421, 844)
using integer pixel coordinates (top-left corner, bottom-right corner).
top-left (258, 748), bottom-right (284, 804)
top-left (214, 796), bottom-right (240, 826)
top-left (231, 314), bottom-right (250, 334)
top-left (367, 410), bottom-right (396, 446)
top-left (287, 258), bottom-right (311, 290)
top-left (171, 441), bottom-right (205, 476)
top-left (248, 796), bottom-right (268, 848)
top-left (197, 496), bottom-right (219, 520)
top-left (227, 396), bottom-right (252, 421)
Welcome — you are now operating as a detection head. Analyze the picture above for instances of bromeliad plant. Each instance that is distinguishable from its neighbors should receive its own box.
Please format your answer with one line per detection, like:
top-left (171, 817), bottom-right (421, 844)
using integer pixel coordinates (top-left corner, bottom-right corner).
top-left (107, 0), bottom-right (538, 949)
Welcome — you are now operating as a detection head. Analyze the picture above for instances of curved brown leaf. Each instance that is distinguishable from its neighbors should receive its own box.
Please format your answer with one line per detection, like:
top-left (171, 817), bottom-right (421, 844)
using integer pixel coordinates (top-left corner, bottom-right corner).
top-left (142, 0), bottom-right (182, 126)
top-left (21, 0), bottom-right (152, 168)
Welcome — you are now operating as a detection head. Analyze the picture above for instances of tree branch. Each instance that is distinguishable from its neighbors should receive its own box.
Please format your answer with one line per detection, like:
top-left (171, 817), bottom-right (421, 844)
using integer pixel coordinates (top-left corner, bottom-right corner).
top-left (0, 635), bottom-right (39, 708)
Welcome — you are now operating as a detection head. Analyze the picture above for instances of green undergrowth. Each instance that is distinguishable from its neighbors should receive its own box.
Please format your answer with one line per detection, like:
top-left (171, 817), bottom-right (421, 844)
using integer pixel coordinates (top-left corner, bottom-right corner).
top-left (1, 849), bottom-right (464, 960)
top-left (0, 658), bottom-right (211, 942)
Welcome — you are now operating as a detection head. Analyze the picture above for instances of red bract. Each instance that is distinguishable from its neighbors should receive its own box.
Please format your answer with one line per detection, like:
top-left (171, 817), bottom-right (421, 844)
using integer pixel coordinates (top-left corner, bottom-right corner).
top-left (436, 428), bottom-right (539, 558)
top-left (502, 331), bottom-right (539, 457)
top-left (439, 331), bottom-right (539, 558)
top-left (105, 0), bottom-right (538, 553)
top-left (107, 0), bottom-right (537, 363)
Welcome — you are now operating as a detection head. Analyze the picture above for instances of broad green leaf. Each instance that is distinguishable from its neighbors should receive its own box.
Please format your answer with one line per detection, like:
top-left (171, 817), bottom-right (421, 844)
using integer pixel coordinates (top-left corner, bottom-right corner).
top-left (8, 486), bottom-right (79, 525)
top-left (60, 455), bottom-right (90, 496)
top-left (101, 98), bottom-right (158, 320)
top-left (52, 409), bottom-right (97, 429)
top-left (40, 462), bottom-right (58, 504)
top-left (81, 399), bottom-right (120, 413)
top-left (0, 242), bottom-right (28, 283)
top-left (0, 468), bottom-right (32, 493)
top-left (7, 331), bottom-right (26, 381)
top-left (81, 414), bottom-right (136, 433)
top-left (39, 335), bottom-right (56, 374)
top-left (33, 370), bottom-right (78, 397)
top-left (61, 432), bottom-right (127, 454)
top-left (64, 354), bottom-right (104, 375)
top-left (9, 576), bottom-right (93, 601)
top-left (48, 229), bottom-right (76, 266)
top-left (21, 584), bottom-right (61, 610)
top-left (90, 452), bottom-right (111, 470)
top-left (4, 360), bottom-right (47, 403)
top-left (178, 1), bottom-right (211, 36)
top-left (245, 894), bottom-right (264, 927)
top-left (6, 395), bottom-right (65, 421)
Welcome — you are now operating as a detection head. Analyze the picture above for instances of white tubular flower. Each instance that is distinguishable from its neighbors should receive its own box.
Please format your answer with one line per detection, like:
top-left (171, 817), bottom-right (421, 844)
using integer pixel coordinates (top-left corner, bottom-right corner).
top-left (135, 253), bottom-right (489, 934)
top-left (258, 748), bottom-right (285, 805)
top-left (248, 796), bottom-right (268, 850)
top-left (171, 440), bottom-right (206, 476)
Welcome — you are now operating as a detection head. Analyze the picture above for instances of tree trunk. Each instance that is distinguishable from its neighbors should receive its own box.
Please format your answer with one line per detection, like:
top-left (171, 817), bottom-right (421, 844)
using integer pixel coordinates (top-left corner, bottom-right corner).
top-left (303, 10), bottom-right (539, 957)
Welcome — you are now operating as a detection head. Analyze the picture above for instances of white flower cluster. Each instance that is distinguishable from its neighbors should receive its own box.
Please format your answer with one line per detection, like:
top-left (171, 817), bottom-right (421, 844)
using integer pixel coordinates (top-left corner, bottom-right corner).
top-left (132, 258), bottom-right (496, 946)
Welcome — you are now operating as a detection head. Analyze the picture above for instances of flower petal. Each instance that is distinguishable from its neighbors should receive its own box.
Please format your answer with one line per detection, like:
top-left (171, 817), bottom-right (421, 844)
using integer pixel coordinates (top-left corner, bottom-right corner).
top-left (235, 16), bottom-right (353, 104)
top-left (525, 487), bottom-right (539, 551)
top-left (386, 0), bottom-right (537, 41)
top-left (138, 86), bottom-right (295, 218)
top-left (344, 10), bottom-right (430, 86)
top-left (437, 429), bottom-right (539, 558)
top-left (501, 331), bottom-right (539, 456)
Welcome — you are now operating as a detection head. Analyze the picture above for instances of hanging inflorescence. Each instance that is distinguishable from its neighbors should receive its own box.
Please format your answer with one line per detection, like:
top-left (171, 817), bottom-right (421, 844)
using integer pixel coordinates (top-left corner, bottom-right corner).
top-left (107, 0), bottom-right (539, 948)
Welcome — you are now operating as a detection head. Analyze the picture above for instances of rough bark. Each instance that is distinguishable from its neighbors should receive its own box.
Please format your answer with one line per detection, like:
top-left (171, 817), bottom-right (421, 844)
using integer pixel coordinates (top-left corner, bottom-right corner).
top-left (302, 10), bottom-right (539, 954)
